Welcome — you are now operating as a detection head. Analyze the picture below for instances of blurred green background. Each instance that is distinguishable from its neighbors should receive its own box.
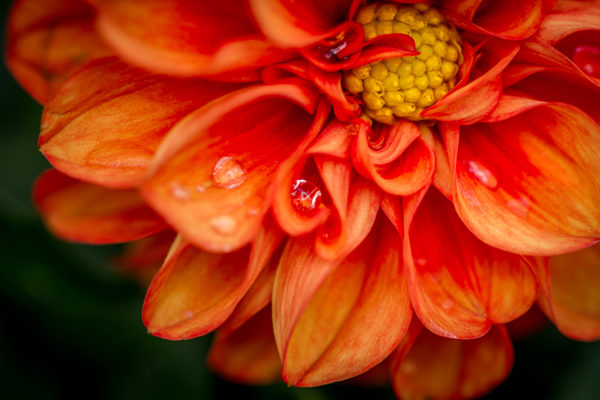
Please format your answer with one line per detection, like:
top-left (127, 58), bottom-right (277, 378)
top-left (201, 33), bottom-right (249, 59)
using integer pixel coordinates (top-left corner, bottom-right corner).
top-left (1, 2), bottom-right (599, 399)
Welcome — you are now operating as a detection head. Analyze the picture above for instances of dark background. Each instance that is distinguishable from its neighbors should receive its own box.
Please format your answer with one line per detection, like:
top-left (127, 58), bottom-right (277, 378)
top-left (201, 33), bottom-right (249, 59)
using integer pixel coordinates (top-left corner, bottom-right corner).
top-left (1, 2), bottom-right (599, 399)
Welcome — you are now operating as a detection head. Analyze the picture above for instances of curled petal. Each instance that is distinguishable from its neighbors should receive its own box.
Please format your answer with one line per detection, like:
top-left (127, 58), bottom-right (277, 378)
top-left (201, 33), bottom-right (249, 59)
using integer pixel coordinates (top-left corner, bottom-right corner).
top-left (142, 218), bottom-right (283, 340)
top-left (391, 324), bottom-right (513, 400)
top-left (442, 0), bottom-right (545, 40)
top-left (250, 0), bottom-right (360, 48)
top-left (538, 0), bottom-right (600, 45)
top-left (274, 218), bottom-right (411, 386)
top-left (142, 85), bottom-right (327, 253)
top-left (537, 244), bottom-right (600, 341)
top-left (34, 169), bottom-right (166, 244)
top-left (453, 102), bottom-right (600, 255)
top-left (40, 57), bottom-right (242, 188)
top-left (403, 188), bottom-right (536, 339)
top-left (422, 40), bottom-right (519, 124)
top-left (6, 0), bottom-right (111, 103)
top-left (351, 119), bottom-right (434, 196)
top-left (95, 0), bottom-right (294, 77)
top-left (208, 307), bottom-right (281, 385)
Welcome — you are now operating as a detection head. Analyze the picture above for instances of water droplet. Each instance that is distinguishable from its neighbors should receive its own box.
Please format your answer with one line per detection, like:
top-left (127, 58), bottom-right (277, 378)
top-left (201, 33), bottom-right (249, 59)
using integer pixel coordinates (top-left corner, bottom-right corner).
top-left (183, 310), bottom-right (194, 319)
top-left (441, 298), bottom-right (454, 310)
top-left (507, 196), bottom-right (531, 217)
top-left (209, 215), bottom-right (238, 235)
top-left (414, 258), bottom-right (428, 267)
top-left (170, 182), bottom-right (190, 200)
top-left (212, 156), bottom-right (247, 189)
top-left (247, 207), bottom-right (260, 217)
top-left (291, 179), bottom-right (323, 216)
top-left (572, 45), bottom-right (600, 78)
top-left (465, 160), bottom-right (498, 190)
top-left (195, 184), bottom-right (207, 193)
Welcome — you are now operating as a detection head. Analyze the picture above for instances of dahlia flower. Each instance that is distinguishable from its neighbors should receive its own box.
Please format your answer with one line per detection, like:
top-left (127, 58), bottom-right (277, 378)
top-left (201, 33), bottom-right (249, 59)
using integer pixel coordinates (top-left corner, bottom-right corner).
top-left (6, 0), bottom-right (600, 398)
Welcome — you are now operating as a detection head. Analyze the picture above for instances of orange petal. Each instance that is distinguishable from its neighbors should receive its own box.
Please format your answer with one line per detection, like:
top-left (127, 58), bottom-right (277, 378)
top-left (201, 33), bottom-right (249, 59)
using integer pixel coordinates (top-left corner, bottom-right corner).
top-left (351, 119), bottom-right (434, 196)
top-left (40, 57), bottom-right (242, 188)
top-left (391, 324), bottom-right (513, 400)
top-left (118, 230), bottom-right (176, 284)
top-left (6, 0), bottom-right (111, 104)
top-left (95, 0), bottom-right (293, 77)
top-left (34, 169), bottom-right (166, 244)
top-left (422, 40), bottom-right (519, 124)
top-left (274, 218), bottom-right (411, 386)
top-left (403, 187), bottom-right (537, 339)
top-left (537, 243), bottom-right (600, 341)
top-left (142, 218), bottom-right (283, 340)
top-left (142, 84), bottom-right (327, 253)
top-left (250, 0), bottom-right (360, 48)
top-left (453, 102), bottom-right (600, 256)
top-left (442, 0), bottom-right (545, 40)
top-left (208, 307), bottom-right (281, 385)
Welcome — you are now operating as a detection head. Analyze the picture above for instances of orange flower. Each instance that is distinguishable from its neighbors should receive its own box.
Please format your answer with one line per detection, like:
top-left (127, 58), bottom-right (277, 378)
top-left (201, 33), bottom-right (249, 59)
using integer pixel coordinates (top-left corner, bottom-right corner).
top-left (6, 0), bottom-right (600, 398)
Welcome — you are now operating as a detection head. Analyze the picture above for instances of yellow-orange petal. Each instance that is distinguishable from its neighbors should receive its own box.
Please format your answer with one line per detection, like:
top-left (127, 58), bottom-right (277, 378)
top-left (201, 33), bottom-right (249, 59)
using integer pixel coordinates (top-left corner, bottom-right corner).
top-left (6, 0), bottom-right (111, 104)
top-left (142, 218), bottom-right (283, 340)
top-left (40, 57), bottom-right (243, 189)
top-left (453, 102), bottom-right (600, 256)
top-left (537, 243), bottom-right (600, 341)
top-left (94, 0), bottom-right (294, 77)
top-left (208, 307), bottom-right (281, 385)
top-left (34, 169), bottom-right (166, 244)
top-left (391, 324), bottom-right (513, 400)
top-left (402, 187), bottom-right (537, 339)
top-left (274, 218), bottom-right (411, 386)
top-left (142, 84), bottom-right (327, 253)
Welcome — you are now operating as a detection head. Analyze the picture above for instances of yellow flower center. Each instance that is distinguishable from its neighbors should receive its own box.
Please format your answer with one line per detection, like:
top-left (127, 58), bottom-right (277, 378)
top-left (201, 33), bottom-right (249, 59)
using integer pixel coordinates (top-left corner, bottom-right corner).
top-left (343, 2), bottom-right (463, 124)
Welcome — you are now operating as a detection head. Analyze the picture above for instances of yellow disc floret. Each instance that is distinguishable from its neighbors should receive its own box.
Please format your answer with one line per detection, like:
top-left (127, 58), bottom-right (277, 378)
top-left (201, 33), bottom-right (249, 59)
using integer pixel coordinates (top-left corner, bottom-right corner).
top-left (344, 2), bottom-right (463, 124)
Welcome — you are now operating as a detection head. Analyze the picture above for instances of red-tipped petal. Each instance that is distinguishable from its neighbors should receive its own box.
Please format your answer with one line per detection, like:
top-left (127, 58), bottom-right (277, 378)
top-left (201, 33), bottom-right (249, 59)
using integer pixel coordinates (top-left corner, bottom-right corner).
top-left (95, 0), bottom-right (293, 77)
top-left (391, 324), bottom-right (513, 400)
top-left (351, 119), bottom-right (434, 196)
top-left (34, 169), bottom-right (166, 244)
top-left (208, 307), bottom-right (281, 385)
top-left (142, 85), bottom-right (327, 253)
top-left (5, 0), bottom-right (111, 104)
top-left (453, 102), bottom-right (600, 256)
top-left (40, 57), bottom-right (242, 188)
top-left (142, 219), bottom-right (283, 340)
top-left (442, 0), bottom-right (545, 40)
top-left (537, 244), bottom-right (600, 341)
top-left (403, 187), bottom-right (536, 339)
top-left (250, 0), bottom-right (360, 48)
top-left (422, 40), bottom-right (519, 124)
top-left (274, 218), bottom-right (411, 386)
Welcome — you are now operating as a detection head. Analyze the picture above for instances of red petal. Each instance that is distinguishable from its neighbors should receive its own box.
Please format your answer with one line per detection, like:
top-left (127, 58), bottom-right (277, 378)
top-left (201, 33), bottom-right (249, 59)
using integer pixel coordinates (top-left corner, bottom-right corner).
top-left (95, 0), bottom-right (294, 77)
top-left (442, 0), bottom-right (545, 40)
top-left (208, 307), bottom-right (281, 385)
top-left (351, 119), bottom-right (434, 196)
top-left (250, 0), bottom-right (360, 48)
top-left (403, 187), bottom-right (536, 339)
top-left (391, 324), bottom-right (513, 400)
top-left (537, 243), bottom-right (600, 341)
top-left (40, 57), bottom-right (242, 188)
top-left (6, 0), bottom-right (111, 103)
top-left (453, 102), bottom-right (600, 255)
top-left (142, 218), bottom-right (283, 340)
top-left (538, 0), bottom-right (600, 45)
top-left (422, 40), bottom-right (519, 124)
top-left (34, 169), bottom-right (166, 244)
top-left (142, 85), bottom-right (328, 253)
top-left (274, 218), bottom-right (411, 386)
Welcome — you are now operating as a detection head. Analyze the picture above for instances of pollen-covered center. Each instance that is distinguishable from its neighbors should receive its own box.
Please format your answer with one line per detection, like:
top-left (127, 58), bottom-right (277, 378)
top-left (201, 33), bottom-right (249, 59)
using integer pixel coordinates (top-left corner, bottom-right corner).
top-left (343, 2), bottom-right (463, 124)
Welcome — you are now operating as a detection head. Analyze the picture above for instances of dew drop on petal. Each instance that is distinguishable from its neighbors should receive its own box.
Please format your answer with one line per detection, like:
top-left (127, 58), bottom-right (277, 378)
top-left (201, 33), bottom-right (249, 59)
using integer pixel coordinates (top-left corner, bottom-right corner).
top-left (247, 207), bottom-right (260, 217)
top-left (507, 196), bottom-right (531, 217)
top-left (291, 179), bottom-right (323, 216)
top-left (209, 215), bottom-right (238, 235)
top-left (170, 182), bottom-right (190, 201)
top-left (441, 298), bottom-right (454, 310)
top-left (212, 156), bottom-right (247, 189)
top-left (572, 45), bottom-right (600, 78)
top-left (183, 310), bottom-right (194, 319)
top-left (465, 160), bottom-right (498, 190)
top-left (414, 258), bottom-right (428, 267)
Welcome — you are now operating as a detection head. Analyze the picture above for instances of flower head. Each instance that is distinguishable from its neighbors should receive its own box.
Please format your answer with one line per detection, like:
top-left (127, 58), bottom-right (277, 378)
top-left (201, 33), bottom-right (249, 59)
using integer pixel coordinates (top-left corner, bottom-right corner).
top-left (6, 0), bottom-right (600, 398)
